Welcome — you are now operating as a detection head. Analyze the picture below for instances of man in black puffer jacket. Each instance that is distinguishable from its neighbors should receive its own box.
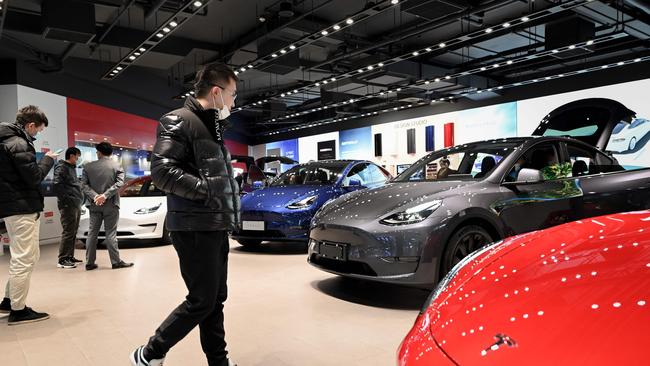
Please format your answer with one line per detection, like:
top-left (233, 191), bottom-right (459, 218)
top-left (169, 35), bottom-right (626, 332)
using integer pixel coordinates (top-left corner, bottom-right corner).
top-left (131, 62), bottom-right (239, 366)
top-left (0, 105), bottom-right (59, 325)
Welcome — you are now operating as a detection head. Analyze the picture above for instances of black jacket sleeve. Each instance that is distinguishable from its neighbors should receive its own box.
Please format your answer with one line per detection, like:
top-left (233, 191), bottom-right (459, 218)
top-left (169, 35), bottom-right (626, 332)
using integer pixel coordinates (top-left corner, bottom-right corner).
top-left (9, 138), bottom-right (54, 187)
top-left (151, 114), bottom-right (210, 202)
top-left (53, 163), bottom-right (67, 202)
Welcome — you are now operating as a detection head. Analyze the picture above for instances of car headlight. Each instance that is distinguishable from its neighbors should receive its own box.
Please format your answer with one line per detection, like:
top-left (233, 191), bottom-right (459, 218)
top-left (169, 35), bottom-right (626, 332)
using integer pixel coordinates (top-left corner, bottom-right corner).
top-left (421, 240), bottom-right (502, 313)
top-left (134, 203), bottom-right (162, 215)
top-left (380, 200), bottom-right (443, 225)
top-left (287, 195), bottom-right (318, 209)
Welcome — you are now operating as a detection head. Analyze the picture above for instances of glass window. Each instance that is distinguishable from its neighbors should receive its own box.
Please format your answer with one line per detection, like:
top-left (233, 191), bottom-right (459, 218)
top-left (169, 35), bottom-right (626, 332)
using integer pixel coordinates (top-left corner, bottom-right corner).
top-left (565, 143), bottom-right (622, 177)
top-left (506, 143), bottom-right (564, 182)
top-left (343, 164), bottom-right (371, 186)
top-left (366, 164), bottom-right (389, 187)
top-left (395, 140), bottom-right (521, 182)
top-left (271, 162), bottom-right (347, 186)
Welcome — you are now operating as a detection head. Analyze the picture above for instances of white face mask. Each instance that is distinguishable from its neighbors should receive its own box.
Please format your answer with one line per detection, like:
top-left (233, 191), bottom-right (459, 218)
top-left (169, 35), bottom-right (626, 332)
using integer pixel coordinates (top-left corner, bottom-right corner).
top-left (212, 91), bottom-right (230, 120)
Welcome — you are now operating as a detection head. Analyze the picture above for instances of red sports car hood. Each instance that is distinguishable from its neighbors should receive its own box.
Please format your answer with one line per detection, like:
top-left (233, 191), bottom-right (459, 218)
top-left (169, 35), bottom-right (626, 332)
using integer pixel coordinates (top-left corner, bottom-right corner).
top-left (429, 211), bottom-right (650, 365)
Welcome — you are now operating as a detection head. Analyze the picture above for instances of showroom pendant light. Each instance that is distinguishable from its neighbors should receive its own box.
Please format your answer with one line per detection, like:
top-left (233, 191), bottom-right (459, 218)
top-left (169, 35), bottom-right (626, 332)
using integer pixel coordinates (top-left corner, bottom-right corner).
top-left (103, 0), bottom-right (211, 80)
top-left (262, 54), bottom-right (650, 136)
top-left (233, 0), bottom-right (593, 110)
top-left (254, 31), bottom-right (625, 124)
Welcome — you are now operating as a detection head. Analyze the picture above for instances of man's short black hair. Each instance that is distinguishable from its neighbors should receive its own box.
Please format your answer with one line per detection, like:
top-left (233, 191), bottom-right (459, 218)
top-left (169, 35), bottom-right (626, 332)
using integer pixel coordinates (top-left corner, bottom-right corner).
top-left (194, 62), bottom-right (239, 98)
top-left (16, 105), bottom-right (48, 127)
top-left (96, 142), bottom-right (113, 156)
top-left (65, 147), bottom-right (81, 160)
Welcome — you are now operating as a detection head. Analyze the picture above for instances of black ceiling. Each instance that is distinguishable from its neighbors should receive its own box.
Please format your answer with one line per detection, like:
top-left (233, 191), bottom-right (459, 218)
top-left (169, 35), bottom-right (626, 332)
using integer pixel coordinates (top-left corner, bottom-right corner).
top-left (0, 0), bottom-right (649, 141)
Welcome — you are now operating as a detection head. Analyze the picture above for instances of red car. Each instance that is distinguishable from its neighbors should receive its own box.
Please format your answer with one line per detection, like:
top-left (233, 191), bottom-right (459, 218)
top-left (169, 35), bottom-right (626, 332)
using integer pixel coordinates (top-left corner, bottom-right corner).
top-left (398, 210), bottom-right (650, 365)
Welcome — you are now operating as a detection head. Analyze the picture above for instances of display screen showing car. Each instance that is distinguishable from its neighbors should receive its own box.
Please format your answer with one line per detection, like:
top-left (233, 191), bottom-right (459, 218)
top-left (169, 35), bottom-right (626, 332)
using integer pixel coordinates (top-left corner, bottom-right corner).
top-left (398, 210), bottom-right (650, 365)
top-left (231, 160), bottom-right (391, 247)
top-left (77, 176), bottom-right (170, 243)
top-left (308, 98), bottom-right (650, 288)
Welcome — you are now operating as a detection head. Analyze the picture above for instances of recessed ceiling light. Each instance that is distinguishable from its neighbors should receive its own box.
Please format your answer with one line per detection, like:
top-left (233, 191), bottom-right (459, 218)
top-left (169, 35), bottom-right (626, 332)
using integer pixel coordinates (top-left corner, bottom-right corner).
top-left (635, 58), bottom-right (641, 62)
top-left (170, 21), bottom-right (178, 27)
top-left (129, 55), bottom-right (136, 60)
top-left (618, 61), bottom-right (625, 66)
top-left (412, 51), bottom-right (419, 56)
top-left (289, 45), bottom-right (296, 50)
top-left (485, 28), bottom-right (493, 33)
top-left (333, 24), bottom-right (341, 30)
top-left (116, 66), bottom-right (123, 70)
top-left (521, 16), bottom-right (530, 22)
top-left (378, 63), bottom-right (384, 67)
top-left (193, 1), bottom-right (203, 7)
top-left (493, 63), bottom-right (500, 68)
top-left (139, 47), bottom-right (146, 52)
top-left (552, 49), bottom-right (559, 53)
top-left (321, 30), bottom-right (329, 36)
top-left (480, 67), bottom-right (487, 71)
top-left (586, 40), bottom-right (594, 46)
top-left (367, 66), bottom-right (374, 70)
top-left (280, 49), bottom-right (287, 54)
top-left (424, 80), bottom-right (430, 84)
top-left (506, 60), bottom-right (513, 64)
top-left (569, 45), bottom-right (576, 49)
top-left (272, 53), bottom-right (278, 58)
top-left (503, 22), bottom-right (511, 28)
top-left (439, 42), bottom-right (446, 48)
top-left (346, 18), bottom-right (354, 25)
top-left (163, 27), bottom-right (170, 33)
top-left (134, 52), bottom-right (141, 56)
top-left (247, 64), bottom-right (253, 69)
top-left (435, 78), bottom-right (441, 82)
top-left (445, 75), bottom-right (451, 79)
top-left (240, 67), bottom-right (246, 72)
top-left (391, 0), bottom-right (399, 4)
top-left (156, 33), bottom-right (164, 38)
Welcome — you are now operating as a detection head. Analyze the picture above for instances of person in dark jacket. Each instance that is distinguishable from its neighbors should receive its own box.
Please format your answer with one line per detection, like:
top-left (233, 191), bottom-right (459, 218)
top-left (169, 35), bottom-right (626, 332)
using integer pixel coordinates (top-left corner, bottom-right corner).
top-left (0, 105), bottom-right (59, 325)
top-left (53, 147), bottom-right (84, 269)
top-left (130, 62), bottom-right (240, 366)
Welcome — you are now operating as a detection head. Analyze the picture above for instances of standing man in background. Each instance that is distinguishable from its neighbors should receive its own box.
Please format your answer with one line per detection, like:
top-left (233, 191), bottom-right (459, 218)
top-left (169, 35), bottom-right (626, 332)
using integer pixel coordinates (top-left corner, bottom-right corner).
top-left (53, 147), bottom-right (84, 269)
top-left (0, 105), bottom-right (59, 325)
top-left (130, 62), bottom-right (240, 366)
top-left (81, 142), bottom-right (133, 271)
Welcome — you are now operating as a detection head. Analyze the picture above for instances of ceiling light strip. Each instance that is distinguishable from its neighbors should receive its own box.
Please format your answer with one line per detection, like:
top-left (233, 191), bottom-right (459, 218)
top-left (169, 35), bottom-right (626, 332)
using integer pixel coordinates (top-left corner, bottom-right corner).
top-left (102, 0), bottom-right (211, 80)
top-left (234, 0), bottom-right (594, 111)
top-left (262, 54), bottom-right (649, 136)
top-left (233, 0), bottom-right (402, 77)
top-left (253, 32), bottom-right (625, 124)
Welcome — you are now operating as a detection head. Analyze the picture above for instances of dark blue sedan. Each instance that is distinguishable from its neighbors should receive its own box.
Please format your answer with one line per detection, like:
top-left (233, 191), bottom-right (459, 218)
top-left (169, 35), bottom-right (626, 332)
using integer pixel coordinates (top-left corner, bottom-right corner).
top-left (231, 160), bottom-right (391, 246)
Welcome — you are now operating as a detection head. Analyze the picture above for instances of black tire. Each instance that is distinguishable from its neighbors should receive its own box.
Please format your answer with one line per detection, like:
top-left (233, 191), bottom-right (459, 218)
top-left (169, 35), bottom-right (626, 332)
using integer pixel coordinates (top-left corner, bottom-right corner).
top-left (441, 225), bottom-right (494, 277)
top-left (237, 239), bottom-right (262, 247)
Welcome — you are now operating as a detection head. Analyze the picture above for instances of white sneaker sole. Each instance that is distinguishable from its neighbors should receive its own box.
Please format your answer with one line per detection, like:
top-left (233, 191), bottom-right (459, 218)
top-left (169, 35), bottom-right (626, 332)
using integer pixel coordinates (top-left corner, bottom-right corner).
top-left (57, 264), bottom-right (76, 269)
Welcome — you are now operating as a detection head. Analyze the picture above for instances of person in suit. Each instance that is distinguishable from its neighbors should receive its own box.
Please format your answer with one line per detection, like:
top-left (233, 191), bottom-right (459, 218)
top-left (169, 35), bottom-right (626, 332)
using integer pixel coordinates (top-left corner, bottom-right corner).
top-left (81, 142), bottom-right (133, 271)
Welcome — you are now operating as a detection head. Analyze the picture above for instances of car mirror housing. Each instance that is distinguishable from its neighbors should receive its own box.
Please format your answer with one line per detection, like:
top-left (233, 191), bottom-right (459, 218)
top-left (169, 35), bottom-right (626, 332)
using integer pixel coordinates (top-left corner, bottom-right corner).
top-left (503, 168), bottom-right (544, 186)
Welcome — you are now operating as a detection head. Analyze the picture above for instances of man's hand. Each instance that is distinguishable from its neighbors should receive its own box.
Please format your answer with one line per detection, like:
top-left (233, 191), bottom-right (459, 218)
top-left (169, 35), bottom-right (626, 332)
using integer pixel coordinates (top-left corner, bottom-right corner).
top-left (94, 194), bottom-right (107, 206)
top-left (45, 151), bottom-right (60, 159)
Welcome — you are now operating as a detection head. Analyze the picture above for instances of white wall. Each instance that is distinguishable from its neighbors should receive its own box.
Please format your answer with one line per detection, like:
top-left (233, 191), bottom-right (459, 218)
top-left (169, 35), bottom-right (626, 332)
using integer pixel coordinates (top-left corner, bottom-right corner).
top-left (0, 85), bottom-right (18, 123)
top-left (298, 131), bottom-right (339, 162)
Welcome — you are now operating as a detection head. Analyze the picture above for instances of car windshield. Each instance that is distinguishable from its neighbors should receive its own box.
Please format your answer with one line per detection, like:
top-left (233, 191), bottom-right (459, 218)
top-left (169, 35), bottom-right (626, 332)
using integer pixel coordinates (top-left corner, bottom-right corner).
top-left (394, 141), bottom-right (522, 182)
top-left (271, 162), bottom-right (348, 186)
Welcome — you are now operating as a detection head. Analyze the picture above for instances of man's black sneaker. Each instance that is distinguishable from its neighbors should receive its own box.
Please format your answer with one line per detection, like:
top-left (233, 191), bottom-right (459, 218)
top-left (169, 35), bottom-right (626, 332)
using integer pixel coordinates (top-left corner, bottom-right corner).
top-left (129, 345), bottom-right (165, 366)
top-left (0, 297), bottom-right (10, 314)
top-left (57, 259), bottom-right (77, 269)
top-left (86, 263), bottom-right (98, 271)
top-left (69, 257), bottom-right (83, 263)
top-left (8, 307), bottom-right (50, 325)
top-left (112, 261), bottom-right (134, 269)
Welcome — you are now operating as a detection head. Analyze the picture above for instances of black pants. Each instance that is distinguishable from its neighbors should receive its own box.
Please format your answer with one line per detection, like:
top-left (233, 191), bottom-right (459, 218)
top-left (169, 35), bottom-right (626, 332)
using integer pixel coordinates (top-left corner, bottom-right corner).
top-left (58, 206), bottom-right (81, 261)
top-left (145, 231), bottom-right (229, 366)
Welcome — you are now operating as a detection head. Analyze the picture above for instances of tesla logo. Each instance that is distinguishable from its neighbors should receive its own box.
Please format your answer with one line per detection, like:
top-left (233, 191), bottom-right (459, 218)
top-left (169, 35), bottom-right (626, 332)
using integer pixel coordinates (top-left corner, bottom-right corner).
top-left (481, 333), bottom-right (517, 357)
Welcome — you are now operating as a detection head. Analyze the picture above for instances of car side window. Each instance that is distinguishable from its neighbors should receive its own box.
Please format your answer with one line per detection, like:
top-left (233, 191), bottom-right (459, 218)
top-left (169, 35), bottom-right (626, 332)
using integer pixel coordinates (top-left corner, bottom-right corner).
top-left (365, 164), bottom-right (389, 187)
top-left (343, 163), bottom-right (370, 186)
top-left (506, 143), bottom-right (563, 182)
top-left (564, 143), bottom-right (621, 177)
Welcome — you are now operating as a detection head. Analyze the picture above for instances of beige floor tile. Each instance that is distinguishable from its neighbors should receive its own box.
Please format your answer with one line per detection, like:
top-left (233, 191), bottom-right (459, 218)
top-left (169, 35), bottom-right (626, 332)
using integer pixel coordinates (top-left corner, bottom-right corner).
top-left (0, 239), bottom-right (429, 366)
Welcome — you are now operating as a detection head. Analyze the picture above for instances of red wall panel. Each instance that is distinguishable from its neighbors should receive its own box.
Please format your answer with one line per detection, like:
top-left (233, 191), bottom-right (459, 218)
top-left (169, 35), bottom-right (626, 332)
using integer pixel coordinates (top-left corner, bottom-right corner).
top-left (444, 122), bottom-right (455, 148)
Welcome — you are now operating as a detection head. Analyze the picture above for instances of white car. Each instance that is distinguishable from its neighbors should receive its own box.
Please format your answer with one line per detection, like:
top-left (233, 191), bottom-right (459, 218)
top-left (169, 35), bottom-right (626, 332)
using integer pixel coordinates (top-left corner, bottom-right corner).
top-left (607, 118), bottom-right (650, 152)
top-left (77, 176), bottom-right (169, 243)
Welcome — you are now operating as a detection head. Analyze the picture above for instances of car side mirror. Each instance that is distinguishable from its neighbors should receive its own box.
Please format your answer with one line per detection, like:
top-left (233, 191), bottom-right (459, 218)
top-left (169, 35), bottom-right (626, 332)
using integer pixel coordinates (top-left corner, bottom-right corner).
top-left (504, 168), bottom-right (544, 185)
top-left (252, 181), bottom-right (264, 190)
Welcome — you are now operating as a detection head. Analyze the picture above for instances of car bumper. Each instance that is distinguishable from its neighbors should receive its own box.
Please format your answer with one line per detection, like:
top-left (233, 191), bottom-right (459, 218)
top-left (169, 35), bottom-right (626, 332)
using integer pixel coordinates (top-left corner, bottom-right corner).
top-left (231, 210), bottom-right (313, 242)
top-left (77, 217), bottom-right (162, 240)
top-left (307, 219), bottom-right (447, 287)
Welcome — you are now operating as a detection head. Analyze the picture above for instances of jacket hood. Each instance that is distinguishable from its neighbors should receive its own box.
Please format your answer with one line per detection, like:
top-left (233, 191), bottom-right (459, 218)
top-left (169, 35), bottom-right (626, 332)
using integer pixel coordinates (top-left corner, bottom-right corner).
top-left (313, 180), bottom-right (476, 223)
top-left (0, 122), bottom-right (29, 142)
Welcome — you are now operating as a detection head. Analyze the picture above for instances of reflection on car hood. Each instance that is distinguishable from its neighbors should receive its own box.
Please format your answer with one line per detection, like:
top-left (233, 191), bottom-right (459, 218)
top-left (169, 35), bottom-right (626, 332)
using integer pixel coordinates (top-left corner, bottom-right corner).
top-left (430, 211), bottom-right (650, 365)
top-left (241, 185), bottom-right (336, 211)
top-left (314, 180), bottom-right (476, 222)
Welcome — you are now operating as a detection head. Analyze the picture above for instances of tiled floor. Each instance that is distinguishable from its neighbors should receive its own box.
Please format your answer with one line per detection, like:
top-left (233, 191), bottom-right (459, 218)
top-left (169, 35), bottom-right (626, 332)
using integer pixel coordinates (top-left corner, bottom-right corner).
top-left (0, 240), bottom-right (430, 366)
